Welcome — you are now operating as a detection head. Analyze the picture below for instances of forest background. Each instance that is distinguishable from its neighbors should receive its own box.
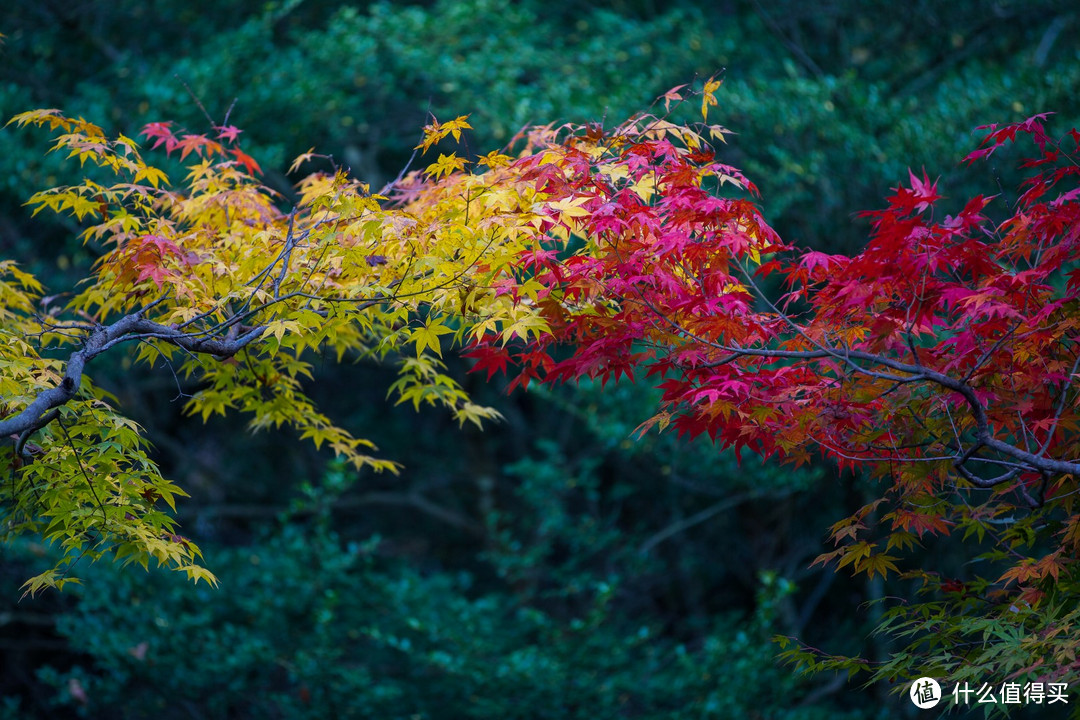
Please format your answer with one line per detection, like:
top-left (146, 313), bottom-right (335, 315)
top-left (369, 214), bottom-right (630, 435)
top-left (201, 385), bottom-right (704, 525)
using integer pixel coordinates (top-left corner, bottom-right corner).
top-left (0, 0), bottom-right (1078, 717)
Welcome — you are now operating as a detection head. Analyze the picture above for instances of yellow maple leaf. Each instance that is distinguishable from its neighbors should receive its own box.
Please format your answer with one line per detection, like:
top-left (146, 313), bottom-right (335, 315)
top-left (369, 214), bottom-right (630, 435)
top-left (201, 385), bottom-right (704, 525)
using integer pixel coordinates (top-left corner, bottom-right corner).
top-left (701, 77), bottom-right (722, 122)
top-left (425, 153), bottom-right (468, 180)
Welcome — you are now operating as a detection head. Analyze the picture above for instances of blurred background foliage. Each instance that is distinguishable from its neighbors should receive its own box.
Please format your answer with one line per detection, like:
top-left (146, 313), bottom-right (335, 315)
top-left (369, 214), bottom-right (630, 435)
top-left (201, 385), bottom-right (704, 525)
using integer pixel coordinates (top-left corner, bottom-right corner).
top-left (0, 0), bottom-right (1077, 716)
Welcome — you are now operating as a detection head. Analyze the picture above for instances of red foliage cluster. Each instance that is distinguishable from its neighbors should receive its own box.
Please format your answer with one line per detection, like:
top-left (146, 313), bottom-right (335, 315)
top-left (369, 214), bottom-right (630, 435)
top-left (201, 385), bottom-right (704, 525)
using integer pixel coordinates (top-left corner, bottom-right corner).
top-left (468, 111), bottom-right (1080, 591)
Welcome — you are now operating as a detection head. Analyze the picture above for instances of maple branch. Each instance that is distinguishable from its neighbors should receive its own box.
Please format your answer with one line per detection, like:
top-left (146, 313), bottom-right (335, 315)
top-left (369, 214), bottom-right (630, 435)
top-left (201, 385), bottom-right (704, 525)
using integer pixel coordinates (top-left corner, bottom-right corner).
top-left (953, 444), bottom-right (1023, 489)
top-left (55, 415), bottom-right (108, 527)
top-left (272, 208), bottom-right (299, 299)
top-left (1, 225), bottom-right (489, 447)
top-left (690, 326), bottom-right (1079, 483)
top-left (591, 242), bottom-right (1080, 485)
top-left (721, 264), bottom-right (1080, 479)
top-left (962, 320), bottom-right (1022, 385)
top-left (0, 314), bottom-right (267, 441)
top-left (1036, 347), bottom-right (1080, 458)
top-left (14, 410), bottom-right (55, 459)
top-left (97, 318), bottom-right (267, 357)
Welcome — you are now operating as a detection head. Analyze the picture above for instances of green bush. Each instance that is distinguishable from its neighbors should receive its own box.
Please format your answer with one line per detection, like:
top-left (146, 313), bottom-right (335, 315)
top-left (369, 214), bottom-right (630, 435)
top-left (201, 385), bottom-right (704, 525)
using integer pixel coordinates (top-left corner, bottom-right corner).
top-left (29, 471), bottom-right (878, 720)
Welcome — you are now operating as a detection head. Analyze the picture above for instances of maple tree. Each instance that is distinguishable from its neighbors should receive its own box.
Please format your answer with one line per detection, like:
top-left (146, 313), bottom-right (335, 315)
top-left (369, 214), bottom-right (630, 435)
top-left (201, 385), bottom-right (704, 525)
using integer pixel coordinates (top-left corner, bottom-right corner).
top-left (5, 78), bottom-right (1080, 699)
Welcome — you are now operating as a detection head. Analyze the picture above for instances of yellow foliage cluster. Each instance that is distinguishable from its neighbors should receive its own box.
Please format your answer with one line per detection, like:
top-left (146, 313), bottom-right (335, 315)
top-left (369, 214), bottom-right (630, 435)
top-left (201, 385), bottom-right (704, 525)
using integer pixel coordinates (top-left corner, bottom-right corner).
top-left (1, 109), bottom-right (561, 592)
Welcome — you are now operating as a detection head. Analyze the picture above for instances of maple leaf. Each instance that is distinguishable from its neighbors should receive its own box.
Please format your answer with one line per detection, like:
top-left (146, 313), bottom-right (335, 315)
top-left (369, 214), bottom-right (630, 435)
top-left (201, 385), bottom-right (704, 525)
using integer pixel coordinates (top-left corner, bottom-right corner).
top-left (547, 196), bottom-right (591, 219)
top-left (425, 153), bottom-right (468, 180)
top-left (229, 148), bottom-right (263, 175)
top-left (416, 114), bottom-right (473, 153)
top-left (140, 121), bottom-right (177, 152)
top-left (463, 344), bottom-right (512, 380)
top-left (855, 552), bottom-right (900, 581)
top-left (907, 168), bottom-right (941, 210)
top-left (442, 115), bottom-right (472, 142)
top-left (701, 77), bottom-right (721, 122)
top-left (215, 125), bottom-right (242, 143)
top-left (175, 133), bottom-right (216, 160)
top-left (8, 108), bottom-right (70, 132)
top-left (661, 84), bottom-right (687, 112)
top-left (289, 147), bottom-right (317, 175)
top-left (884, 168), bottom-right (941, 215)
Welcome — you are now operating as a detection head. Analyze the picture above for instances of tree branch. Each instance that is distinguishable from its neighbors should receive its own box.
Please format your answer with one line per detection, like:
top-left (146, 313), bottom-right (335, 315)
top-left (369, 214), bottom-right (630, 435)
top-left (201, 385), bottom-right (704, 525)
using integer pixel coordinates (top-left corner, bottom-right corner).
top-left (0, 314), bottom-right (266, 440)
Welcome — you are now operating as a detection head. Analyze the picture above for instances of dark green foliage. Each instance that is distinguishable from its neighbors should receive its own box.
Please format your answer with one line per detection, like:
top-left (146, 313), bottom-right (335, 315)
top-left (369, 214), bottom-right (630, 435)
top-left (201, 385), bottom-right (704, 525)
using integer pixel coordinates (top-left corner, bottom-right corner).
top-left (18, 473), bottom-right (876, 720)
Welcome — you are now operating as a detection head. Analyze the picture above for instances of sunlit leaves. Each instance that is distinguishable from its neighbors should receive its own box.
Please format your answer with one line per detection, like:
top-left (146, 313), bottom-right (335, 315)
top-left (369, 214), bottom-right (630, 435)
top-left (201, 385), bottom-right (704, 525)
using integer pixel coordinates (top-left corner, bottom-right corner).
top-left (2, 105), bottom-right (555, 592)
top-left (701, 77), bottom-right (721, 121)
top-left (416, 114), bottom-right (473, 154)
top-left (425, 152), bottom-right (469, 180)
top-left (410, 321), bottom-right (453, 358)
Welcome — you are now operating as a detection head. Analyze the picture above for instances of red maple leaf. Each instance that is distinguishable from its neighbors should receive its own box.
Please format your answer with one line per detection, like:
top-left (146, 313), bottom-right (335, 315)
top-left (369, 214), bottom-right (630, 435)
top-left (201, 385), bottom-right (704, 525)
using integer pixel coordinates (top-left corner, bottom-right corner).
top-left (229, 148), bottom-right (263, 176)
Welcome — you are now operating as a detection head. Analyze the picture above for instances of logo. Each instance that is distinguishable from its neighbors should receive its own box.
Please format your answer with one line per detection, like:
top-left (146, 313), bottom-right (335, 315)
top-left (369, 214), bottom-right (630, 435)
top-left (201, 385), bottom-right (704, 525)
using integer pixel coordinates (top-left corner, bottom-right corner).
top-left (910, 677), bottom-right (942, 709)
